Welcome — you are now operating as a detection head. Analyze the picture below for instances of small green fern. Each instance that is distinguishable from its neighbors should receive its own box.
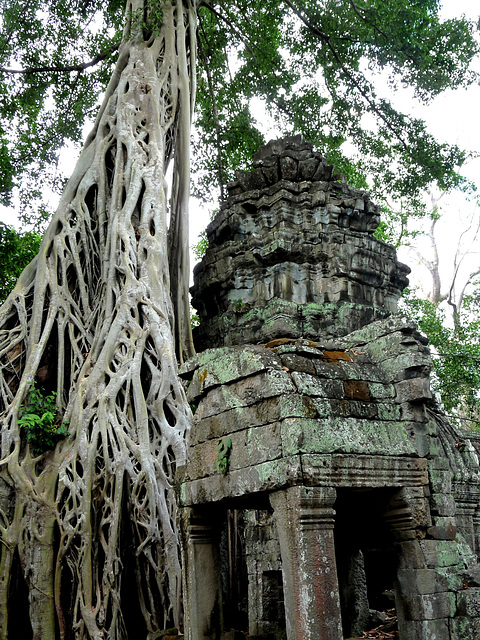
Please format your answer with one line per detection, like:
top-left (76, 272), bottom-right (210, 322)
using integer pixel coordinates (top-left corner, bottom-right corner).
top-left (18, 382), bottom-right (69, 455)
top-left (215, 437), bottom-right (232, 474)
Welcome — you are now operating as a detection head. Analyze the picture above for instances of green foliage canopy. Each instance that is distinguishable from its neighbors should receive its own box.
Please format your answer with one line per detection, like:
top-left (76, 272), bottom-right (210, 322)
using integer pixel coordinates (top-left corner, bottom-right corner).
top-left (0, 222), bottom-right (41, 302)
top-left (0, 0), bottom-right (479, 222)
top-left (402, 290), bottom-right (480, 430)
top-left (0, 0), bottom-right (124, 221)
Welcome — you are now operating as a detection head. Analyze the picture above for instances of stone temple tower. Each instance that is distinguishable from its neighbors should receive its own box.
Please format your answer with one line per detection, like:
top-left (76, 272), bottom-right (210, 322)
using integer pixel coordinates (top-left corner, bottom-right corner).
top-left (178, 136), bottom-right (480, 640)
top-left (191, 135), bottom-right (410, 349)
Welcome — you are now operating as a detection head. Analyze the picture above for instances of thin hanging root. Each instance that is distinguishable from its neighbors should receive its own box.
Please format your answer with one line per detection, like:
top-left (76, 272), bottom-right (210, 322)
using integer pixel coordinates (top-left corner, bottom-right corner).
top-left (0, 2), bottom-right (196, 638)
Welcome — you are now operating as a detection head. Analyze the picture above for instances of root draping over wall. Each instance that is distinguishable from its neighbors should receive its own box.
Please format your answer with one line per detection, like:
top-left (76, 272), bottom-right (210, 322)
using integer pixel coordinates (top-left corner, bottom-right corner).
top-left (0, 1), bottom-right (196, 637)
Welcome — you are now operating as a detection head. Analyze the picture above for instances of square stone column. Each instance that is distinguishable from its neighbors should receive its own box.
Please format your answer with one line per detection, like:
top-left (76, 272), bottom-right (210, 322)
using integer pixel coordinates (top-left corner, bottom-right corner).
top-left (385, 487), bottom-right (451, 640)
top-left (182, 509), bottom-right (223, 640)
top-left (473, 507), bottom-right (480, 557)
top-left (269, 486), bottom-right (343, 640)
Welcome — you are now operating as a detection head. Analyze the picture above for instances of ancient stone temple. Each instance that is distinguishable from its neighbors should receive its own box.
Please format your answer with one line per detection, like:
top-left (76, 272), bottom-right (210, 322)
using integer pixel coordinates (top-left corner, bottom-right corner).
top-left (190, 136), bottom-right (409, 350)
top-left (177, 136), bottom-right (480, 640)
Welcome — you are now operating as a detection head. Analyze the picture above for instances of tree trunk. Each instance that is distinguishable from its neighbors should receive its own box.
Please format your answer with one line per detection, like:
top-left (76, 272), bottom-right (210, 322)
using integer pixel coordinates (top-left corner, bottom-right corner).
top-left (0, 0), bottom-right (196, 636)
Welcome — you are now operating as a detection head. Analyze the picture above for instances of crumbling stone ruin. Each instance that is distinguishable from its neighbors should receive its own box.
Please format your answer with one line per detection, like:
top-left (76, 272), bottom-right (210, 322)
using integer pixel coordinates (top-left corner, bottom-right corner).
top-left (190, 136), bottom-right (409, 350)
top-left (177, 136), bottom-right (480, 640)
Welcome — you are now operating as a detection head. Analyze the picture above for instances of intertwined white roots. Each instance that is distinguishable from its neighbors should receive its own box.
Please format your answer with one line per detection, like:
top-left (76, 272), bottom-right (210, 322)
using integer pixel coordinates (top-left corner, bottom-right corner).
top-left (0, 2), bottom-right (196, 637)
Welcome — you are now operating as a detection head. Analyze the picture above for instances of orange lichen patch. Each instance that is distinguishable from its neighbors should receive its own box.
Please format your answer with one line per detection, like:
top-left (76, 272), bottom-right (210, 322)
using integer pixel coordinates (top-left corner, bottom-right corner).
top-left (321, 350), bottom-right (353, 364)
top-left (198, 368), bottom-right (208, 384)
top-left (303, 339), bottom-right (323, 348)
top-left (264, 338), bottom-right (296, 348)
top-left (264, 338), bottom-right (324, 349)
top-left (343, 379), bottom-right (371, 401)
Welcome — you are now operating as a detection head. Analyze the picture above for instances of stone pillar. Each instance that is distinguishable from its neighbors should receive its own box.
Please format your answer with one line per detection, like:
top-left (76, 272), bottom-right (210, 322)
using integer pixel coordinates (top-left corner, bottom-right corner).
top-left (182, 509), bottom-right (223, 640)
top-left (385, 487), bottom-right (450, 640)
top-left (455, 495), bottom-right (478, 553)
top-left (473, 507), bottom-right (480, 558)
top-left (269, 486), bottom-right (343, 640)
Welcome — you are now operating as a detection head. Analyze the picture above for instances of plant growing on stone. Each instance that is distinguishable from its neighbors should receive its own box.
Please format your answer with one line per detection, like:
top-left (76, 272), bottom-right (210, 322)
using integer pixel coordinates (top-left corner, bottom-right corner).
top-left (216, 437), bottom-right (232, 474)
top-left (232, 299), bottom-right (248, 314)
top-left (18, 382), bottom-right (69, 455)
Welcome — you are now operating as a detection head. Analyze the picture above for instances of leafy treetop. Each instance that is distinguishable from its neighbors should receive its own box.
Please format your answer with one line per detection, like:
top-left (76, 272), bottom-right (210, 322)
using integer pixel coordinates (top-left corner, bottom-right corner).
top-left (0, 223), bottom-right (42, 302)
top-left (402, 289), bottom-right (480, 431)
top-left (0, 0), bottom-right (479, 225)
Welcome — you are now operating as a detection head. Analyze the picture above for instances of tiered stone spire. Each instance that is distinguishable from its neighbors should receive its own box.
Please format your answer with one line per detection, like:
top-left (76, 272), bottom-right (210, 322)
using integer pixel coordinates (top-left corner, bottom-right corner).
top-left (191, 135), bottom-right (410, 350)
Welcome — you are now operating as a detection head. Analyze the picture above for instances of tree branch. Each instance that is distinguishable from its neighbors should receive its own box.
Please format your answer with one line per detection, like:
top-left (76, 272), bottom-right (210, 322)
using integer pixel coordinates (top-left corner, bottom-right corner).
top-left (0, 42), bottom-right (120, 76)
top-left (282, 0), bottom-right (410, 152)
top-left (447, 205), bottom-right (480, 314)
top-left (201, 1), bottom-right (294, 119)
top-left (201, 1), bottom-right (257, 63)
top-left (347, 0), bottom-right (417, 65)
top-left (198, 16), bottom-right (226, 202)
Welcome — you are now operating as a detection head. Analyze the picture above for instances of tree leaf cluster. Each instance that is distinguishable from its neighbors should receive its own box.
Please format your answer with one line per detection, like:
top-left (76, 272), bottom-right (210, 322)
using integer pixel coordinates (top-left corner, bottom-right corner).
top-left (193, 0), bottom-right (479, 205)
top-left (128, 0), bottom-right (164, 40)
top-left (0, 0), bottom-right (124, 223)
top-left (0, 222), bottom-right (41, 302)
top-left (402, 289), bottom-right (480, 429)
top-left (1, 0), bottom-right (479, 223)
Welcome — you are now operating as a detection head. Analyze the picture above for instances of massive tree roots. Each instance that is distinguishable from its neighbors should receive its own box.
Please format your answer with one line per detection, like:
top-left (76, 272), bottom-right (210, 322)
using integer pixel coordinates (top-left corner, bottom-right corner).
top-left (0, 2), bottom-right (196, 637)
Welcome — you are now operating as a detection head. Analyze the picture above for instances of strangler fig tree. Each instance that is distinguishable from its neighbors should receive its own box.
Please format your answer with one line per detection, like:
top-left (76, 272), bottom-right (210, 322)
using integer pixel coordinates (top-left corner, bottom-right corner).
top-left (0, 1), bottom-right (196, 637)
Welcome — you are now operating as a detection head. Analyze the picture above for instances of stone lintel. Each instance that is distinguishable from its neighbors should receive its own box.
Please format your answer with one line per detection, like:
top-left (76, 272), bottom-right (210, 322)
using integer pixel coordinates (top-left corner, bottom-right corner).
top-left (177, 454), bottom-right (428, 507)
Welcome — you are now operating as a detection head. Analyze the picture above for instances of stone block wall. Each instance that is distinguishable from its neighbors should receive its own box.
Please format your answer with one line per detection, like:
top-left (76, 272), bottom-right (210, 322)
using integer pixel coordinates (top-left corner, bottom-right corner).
top-left (180, 136), bottom-right (480, 640)
top-left (179, 315), bottom-right (480, 639)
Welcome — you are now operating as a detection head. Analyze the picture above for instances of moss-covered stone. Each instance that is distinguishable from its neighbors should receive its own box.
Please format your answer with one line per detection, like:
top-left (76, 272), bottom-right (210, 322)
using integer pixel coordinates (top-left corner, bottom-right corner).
top-left (281, 417), bottom-right (416, 456)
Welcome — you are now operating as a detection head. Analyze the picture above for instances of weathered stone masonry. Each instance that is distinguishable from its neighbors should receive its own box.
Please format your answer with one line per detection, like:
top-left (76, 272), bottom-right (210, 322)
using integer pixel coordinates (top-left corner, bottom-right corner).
top-left (191, 136), bottom-right (409, 350)
top-left (177, 136), bottom-right (480, 640)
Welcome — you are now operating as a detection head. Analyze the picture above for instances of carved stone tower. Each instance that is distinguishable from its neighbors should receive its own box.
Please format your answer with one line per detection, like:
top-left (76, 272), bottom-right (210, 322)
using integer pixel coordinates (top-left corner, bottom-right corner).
top-left (191, 135), bottom-right (410, 349)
